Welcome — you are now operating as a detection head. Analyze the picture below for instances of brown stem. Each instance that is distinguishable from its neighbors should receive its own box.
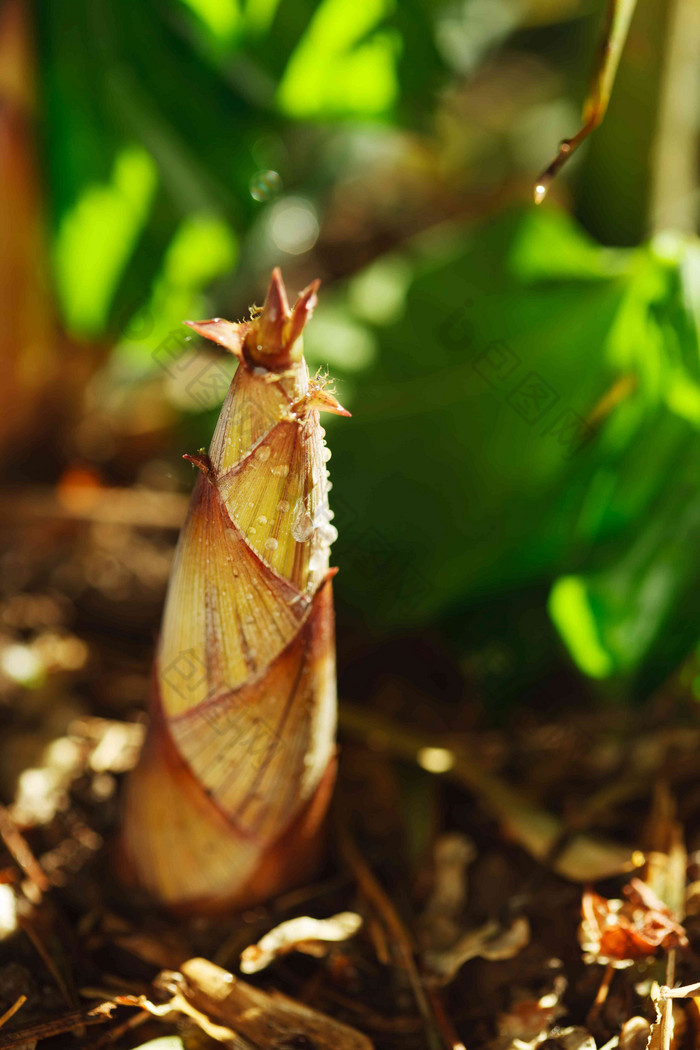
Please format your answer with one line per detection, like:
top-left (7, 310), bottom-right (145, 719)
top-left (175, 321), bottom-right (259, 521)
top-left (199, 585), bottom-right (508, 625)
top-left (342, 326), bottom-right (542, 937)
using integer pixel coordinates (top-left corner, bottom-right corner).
top-left (535, 0), bottom-right (638, 202)
top-left (337, 822), bottom-right (446, 1050)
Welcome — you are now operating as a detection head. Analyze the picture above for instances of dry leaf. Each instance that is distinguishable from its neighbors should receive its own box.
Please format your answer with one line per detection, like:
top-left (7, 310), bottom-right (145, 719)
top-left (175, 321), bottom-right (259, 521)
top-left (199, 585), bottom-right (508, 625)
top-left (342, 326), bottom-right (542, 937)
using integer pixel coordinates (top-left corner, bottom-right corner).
top-left (619, 1016), bottom-right (651, 1050)
top-left (240, 912), bottom-right (362, 974)
top-left (492, 975), bottom-right (567, 1049)
top-left (135, 957), bottom-right (373, 1050)
top-left (551, 1028), bottom-right (596, 1050)
top-left (418, 833), bottom-right (476, 952)
top-left (425, 915), bottom-right (530, 984)
top-left (580, 879), bottom-right (688, 966)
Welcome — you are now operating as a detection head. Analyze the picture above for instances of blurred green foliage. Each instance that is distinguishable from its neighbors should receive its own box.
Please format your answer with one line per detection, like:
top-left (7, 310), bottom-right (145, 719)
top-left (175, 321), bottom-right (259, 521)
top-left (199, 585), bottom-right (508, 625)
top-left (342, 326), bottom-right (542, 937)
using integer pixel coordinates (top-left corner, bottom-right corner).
top-left (37, 0), bottom-right (447, 346)
top-left (313, 210), bottom-right (700, 698)
top-left (32, 0), bottom-right (700, 703)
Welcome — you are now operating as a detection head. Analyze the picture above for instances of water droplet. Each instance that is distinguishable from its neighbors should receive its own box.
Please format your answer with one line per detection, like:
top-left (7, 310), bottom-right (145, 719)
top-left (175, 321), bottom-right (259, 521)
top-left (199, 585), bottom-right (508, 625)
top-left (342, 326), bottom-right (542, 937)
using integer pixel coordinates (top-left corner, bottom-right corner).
top-left (322, 446), bottom-right (332, 462)
top-left (256, 515), bottom-right (268, 525)
top-left (265, 538), bottom-right (278, 552)
top-left (292, 499), bottom-right (314, 542)
top-left (255, 445), bottom-right (271, 462)
top-left (308, 545), bottom-right (328, 579)
top-left (271, 464), bottom-right (289, 478)
top-left (322, 524), bottom-right (338, 544)
top-left (277, 499), bottom-right (290, 513)
top-left (249, 169), bottom-right (282, 202)
top-left (248, 527), bottom-right (257, 537)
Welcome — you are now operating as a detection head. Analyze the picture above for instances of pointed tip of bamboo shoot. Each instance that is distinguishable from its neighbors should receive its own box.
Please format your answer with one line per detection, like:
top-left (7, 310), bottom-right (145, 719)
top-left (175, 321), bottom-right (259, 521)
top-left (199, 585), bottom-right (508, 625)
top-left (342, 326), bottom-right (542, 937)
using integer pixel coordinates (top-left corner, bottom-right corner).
top-left (244, 270), bottom-right (320, 371)
top-left (286, 278), bottom-right (320, 348)
top-left (301, 386), bottom-right (351, 417)
top-left (187, 272), bottom-right (322, 373)
top-left (263, 267), bottom-right (290, 325)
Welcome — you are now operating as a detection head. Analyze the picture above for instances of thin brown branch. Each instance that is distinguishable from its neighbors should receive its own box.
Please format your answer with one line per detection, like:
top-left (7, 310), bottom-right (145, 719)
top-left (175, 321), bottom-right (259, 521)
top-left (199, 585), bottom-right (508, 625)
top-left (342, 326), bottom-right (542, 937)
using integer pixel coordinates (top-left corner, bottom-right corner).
top-left (535, 0), bottom-right (638, 202)
top-left (0, 1003), bottom-right (115, 1050)
top-left (0, 998), bottom-right (25, 1033)
top-left (337, 822), bottom-right (447, 1050)
top-left (0, 804), bottom-right (49, 897)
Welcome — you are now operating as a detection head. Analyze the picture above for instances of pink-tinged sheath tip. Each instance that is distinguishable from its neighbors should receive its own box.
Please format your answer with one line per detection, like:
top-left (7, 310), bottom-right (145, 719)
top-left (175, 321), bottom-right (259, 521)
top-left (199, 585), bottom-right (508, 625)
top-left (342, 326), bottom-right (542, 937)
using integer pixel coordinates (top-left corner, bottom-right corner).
top-left (309, 387), bottom-right (351, 417)
top-left (297, 277), bottom-right (321, 308)
top-left (184, 319), bottom-right (246, 358)
top-left (183, 452), bottom-right (212, 476)
top-left (296, 281), bottom-right (320, 319)
top-left (286, 279), bottom-right (321, 347)
top-left (326, 401), bottom-right (351, 417)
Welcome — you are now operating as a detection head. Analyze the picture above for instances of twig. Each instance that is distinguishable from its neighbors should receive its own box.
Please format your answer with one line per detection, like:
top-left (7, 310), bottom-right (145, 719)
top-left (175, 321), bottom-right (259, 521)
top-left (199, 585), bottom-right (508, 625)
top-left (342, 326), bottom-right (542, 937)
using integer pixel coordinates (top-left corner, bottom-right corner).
top-left (645, 784), bottom-right (685, 1050)
top-left (337, 822), bottom-right (446, 1050)
top-left (587, 963), bottom-right (615, 1026)
top-left (80, 1009), bottom-right (149, 1050)
top-left (0, 1003), bottom-right (115, 1050)
top-left (534, 0), bottom-right (638, 202)
top-left (660, 980), bottom-right (700, 998)
top-left (663, 951), bottom-right (676, 1050)
top-left (0, 804), bottom-right (49, 897)
top-left (18, 912), bottom-right (77, 1010)
top-left (427, 987), bottom-right (468, 1050)
top-left (0, 998), bottom-right (26, 1033)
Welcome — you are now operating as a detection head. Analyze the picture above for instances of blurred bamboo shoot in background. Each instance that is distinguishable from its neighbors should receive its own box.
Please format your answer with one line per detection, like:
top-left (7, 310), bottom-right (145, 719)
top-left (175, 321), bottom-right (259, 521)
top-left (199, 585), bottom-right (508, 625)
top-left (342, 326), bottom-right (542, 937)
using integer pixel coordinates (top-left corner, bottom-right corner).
top-left (0, 0), bottom-right (61, 461)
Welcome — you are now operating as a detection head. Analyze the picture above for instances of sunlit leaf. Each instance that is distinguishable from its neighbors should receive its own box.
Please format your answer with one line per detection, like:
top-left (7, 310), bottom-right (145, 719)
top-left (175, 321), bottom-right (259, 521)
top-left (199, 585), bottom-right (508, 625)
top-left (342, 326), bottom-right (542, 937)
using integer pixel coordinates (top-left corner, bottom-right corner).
top-left (53, 145), bottom-right (157, 337)
top-left (117, 212), bottom-right (238, 371)
top-left (177, 0), bottom-right (240, 41)
top-left (277, 0), bottom-right (400, 118)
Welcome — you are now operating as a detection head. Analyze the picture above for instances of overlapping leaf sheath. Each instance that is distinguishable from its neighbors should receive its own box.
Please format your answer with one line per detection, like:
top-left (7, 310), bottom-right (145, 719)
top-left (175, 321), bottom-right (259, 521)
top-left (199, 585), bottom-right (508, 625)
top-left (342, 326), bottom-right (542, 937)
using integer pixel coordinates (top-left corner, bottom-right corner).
top-left (120, 270), bottom-right (348, 912)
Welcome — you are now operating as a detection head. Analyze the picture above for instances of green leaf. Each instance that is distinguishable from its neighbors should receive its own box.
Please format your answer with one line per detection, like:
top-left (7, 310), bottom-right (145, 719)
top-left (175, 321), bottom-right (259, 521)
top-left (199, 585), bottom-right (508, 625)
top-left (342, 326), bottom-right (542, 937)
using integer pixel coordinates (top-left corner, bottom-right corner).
top-left (276, 0), bottom-right (400, 118)
top-left (53, 146), bottom-right (158, 338)
top-left (323, 207), bottom-right (634, 625)
top-left (317, 207), bottom-right (700, 698)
